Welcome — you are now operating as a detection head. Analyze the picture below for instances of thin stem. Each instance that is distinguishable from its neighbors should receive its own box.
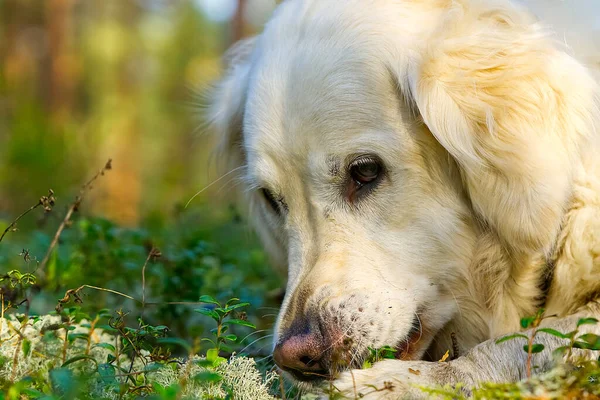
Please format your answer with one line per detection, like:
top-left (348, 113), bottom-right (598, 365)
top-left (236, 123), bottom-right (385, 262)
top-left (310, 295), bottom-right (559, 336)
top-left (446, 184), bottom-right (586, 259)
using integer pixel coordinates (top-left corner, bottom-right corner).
top-left (526, 333), bottom-right (534, 378)
top-left (62, 319), bottom-right (71, 365)
top-left (11, 316), bottom-right (28, 382)
top-left (0, 292), bottom-right (4, 337)
top-left (38, 159), bottom-right (112, 281)
top-left (0, 202), bottom-right (42, 244)
top-left (141, 247), bottom-right (159, 308)
top-left (38, 206), bottom-right (75, 278)
top-left (85, 315), bottom-right (100, 356)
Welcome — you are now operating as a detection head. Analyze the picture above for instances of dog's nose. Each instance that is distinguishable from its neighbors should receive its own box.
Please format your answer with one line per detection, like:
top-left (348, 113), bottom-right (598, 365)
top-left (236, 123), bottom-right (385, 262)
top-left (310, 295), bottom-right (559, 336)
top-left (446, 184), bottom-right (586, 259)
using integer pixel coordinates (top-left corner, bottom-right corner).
top-left (273, 331), bottom-right (328, 381)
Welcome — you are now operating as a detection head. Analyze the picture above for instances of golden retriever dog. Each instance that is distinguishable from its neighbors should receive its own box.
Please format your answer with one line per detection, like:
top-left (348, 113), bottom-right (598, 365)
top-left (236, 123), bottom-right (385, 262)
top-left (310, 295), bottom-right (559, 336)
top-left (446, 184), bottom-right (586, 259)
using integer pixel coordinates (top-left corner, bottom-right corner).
top-left (208, 0), bottom-right (600, 398)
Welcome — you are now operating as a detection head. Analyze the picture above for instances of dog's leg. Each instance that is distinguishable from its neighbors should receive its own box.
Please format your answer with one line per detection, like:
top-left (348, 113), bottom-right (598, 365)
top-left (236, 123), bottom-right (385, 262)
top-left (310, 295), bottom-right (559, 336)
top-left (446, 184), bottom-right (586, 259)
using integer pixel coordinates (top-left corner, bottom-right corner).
top-left (323, 309), bottom-right (600, 399)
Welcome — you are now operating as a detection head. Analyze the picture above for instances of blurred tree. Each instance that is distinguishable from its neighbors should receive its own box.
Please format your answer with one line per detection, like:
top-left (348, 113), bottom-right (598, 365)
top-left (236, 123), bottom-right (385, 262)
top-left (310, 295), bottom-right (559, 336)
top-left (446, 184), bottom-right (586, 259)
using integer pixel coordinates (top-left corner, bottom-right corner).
top-left (47, 0), bottom-right (77, 127)
top-left (0, 0), bottom-right (275, 226)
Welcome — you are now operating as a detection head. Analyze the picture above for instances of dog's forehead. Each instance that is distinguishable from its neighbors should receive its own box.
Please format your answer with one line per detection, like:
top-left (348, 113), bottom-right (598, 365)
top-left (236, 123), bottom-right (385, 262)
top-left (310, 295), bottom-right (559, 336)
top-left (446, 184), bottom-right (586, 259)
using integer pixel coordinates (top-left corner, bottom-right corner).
top-left (242, 26), bottom-right (400, 182)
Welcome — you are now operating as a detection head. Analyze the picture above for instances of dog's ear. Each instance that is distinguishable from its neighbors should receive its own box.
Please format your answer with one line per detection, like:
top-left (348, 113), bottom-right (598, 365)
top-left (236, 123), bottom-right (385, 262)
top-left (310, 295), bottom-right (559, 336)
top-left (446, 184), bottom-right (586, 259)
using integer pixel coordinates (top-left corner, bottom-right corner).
top-left (407, 5), bottom-right (598, 254)
top-left (207, 36), bottom-right (257, 172)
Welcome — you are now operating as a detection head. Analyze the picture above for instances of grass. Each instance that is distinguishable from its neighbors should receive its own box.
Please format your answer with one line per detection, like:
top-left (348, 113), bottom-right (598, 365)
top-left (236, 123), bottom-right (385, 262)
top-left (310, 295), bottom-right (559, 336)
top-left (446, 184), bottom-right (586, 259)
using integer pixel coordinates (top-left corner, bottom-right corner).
top-left (0, 161), bottom-right (287, 399)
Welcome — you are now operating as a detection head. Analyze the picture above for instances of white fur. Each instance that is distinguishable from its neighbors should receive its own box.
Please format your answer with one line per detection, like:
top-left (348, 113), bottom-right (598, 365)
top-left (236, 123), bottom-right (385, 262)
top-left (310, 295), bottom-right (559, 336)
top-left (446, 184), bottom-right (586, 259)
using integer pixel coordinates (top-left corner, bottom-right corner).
top-left (208, 0), bottom-right (600, 398)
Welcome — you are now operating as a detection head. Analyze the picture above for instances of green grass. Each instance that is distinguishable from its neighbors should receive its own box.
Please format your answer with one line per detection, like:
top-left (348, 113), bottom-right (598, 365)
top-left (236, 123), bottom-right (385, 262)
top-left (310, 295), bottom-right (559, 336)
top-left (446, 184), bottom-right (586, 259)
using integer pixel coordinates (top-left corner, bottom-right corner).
top-left (0, 176), bottom-right (287, 399)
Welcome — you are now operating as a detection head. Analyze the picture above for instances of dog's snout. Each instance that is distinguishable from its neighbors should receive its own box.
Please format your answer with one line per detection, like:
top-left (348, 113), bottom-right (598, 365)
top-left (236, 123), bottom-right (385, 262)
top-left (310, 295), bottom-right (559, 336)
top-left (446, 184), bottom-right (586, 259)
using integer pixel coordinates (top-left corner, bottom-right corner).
top-left (273, 322), bottom-right (329, 381)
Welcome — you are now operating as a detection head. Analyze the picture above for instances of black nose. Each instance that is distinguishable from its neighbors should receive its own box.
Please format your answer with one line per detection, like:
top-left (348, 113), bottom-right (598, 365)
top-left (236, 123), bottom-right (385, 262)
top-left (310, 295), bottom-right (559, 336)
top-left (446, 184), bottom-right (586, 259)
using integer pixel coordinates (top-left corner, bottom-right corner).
top-left (273, 327), bottom-right (329, 381)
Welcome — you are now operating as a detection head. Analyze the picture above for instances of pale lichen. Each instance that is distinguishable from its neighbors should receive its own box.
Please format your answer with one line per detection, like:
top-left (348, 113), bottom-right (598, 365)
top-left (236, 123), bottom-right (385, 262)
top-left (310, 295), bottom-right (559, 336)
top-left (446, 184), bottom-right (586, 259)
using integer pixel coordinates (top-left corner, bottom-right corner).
top-left (0, 315), bottom-right (279, 399)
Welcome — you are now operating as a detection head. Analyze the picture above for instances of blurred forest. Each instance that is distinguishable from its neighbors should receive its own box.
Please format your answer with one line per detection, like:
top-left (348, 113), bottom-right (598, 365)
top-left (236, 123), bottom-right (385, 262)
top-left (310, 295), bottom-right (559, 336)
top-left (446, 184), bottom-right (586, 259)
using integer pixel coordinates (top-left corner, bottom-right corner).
top-left (0, 0), bottom-right (276, 223)
top-left (0, 0), bottom-right (283, 342)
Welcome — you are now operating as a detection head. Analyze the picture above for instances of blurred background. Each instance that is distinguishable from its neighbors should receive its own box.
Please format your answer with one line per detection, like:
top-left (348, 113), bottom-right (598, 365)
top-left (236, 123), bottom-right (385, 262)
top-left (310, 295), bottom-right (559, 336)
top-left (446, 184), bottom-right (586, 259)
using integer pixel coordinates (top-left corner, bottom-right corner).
top-left (0, 0), bottom-right (277, 224)
top-left (0, 0), bottom-right (283, 345)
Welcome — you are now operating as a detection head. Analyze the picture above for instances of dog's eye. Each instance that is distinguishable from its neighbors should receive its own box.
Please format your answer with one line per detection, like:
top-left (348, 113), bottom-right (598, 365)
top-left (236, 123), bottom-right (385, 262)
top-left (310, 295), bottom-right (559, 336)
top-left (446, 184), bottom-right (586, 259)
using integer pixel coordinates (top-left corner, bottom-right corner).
top-left (350, 157), bottom-right (382, 186)
top-left (260, 188), bottom-right (281, 214)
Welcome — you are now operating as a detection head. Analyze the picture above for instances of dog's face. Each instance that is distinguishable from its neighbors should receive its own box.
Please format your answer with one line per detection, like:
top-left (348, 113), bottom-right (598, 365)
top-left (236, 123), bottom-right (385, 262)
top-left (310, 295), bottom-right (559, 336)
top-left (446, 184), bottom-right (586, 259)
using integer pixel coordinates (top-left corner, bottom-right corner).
top-left (244, 29), bottom-right (476, 379)
top-left (209, 0), bottom-right (597, 384)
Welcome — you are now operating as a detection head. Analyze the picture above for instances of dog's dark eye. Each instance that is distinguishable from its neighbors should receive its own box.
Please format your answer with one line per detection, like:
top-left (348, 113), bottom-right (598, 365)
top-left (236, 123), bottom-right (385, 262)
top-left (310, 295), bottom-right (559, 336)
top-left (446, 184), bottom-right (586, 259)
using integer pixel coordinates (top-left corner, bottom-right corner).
top-left (350, 157), bottom-right (382, 186)
top-left (260, 188), bottom-right (281, 214)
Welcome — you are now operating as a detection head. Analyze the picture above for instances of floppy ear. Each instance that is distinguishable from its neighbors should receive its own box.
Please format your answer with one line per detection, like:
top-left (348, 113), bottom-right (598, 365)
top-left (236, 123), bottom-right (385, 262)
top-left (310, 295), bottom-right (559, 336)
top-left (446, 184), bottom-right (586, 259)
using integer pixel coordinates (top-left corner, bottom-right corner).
top-left (408, 4), bottom-right (598, 254)
top-left (207, 36), bottom-right (257, 172)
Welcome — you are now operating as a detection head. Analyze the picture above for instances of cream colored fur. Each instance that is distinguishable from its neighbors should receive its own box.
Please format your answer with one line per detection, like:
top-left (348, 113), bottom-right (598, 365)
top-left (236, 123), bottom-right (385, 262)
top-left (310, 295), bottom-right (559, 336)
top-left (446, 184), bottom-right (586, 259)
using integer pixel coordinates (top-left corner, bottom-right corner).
top-left (208, 0), bottom-right (600, 398)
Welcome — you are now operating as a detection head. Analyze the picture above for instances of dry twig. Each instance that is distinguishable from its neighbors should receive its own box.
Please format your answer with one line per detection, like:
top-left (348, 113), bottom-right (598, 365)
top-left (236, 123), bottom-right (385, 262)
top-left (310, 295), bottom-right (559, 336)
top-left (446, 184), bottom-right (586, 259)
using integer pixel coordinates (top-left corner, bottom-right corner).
top-left (38, 159), bottom-right (112, 281)
top-left (0, 190), bottom-right (55, 244)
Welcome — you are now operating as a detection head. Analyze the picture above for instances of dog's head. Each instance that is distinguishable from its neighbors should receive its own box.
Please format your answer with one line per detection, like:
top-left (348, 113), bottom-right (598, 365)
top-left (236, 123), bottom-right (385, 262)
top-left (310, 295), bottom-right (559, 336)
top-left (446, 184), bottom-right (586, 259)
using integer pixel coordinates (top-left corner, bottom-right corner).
top-left (208, 0), bottom-right (598, 383)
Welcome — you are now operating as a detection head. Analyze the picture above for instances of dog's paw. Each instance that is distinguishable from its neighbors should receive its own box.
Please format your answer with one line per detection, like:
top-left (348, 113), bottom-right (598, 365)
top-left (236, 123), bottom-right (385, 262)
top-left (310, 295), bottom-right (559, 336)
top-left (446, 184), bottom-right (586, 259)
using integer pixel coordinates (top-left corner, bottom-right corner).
top-left (318, 360), bottom-right (435, 399)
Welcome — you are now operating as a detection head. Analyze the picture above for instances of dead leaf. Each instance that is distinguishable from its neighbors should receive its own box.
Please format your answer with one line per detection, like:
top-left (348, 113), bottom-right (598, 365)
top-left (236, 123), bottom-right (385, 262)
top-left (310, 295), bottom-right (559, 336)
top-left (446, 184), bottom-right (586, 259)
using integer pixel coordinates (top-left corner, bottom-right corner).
top-left (439, 350), bottom-right (450, 362)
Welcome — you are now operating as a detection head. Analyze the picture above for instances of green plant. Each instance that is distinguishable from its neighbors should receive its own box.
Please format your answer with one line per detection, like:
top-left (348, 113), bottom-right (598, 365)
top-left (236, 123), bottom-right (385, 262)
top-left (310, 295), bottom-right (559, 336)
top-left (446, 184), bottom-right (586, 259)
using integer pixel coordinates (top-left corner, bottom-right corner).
top-left (195, 295), bottom-right (256, 366)
top-left (496, 309), bottom-right (600, 378)
top-left (362, 345), bottom-right (397, 369)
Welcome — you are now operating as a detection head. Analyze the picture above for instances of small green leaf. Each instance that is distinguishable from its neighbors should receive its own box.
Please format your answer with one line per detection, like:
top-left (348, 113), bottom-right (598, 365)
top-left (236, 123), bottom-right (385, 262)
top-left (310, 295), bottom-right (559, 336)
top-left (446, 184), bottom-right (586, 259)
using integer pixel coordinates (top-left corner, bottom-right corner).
top-left (67, 332), bottom-right (89, 342)
top-left (524, 344), bottom-right (545, 354)
top-left (537, 328), bottom-right (572, 339)
top-left (223, 303), bottom-right (250, 313)
top-left (520, 316), bottom-right (536, 329)
top-left (577, 333), bottom-right (600, 350)
top-left (573, 341), bottom-right (591, 349)
top-left (225, 297), bottom-right (241, 307)
top-left (223, 319), bottom-right (256, 329)
top-left (205, 348), bottom-right (227, 367)
top-left (195, 308), bottom-right (220, 322)
top-left (213, 356), bottom-right (227, 366)
top-left (98, 308), bottom-right (112, 317)
top-left (495, 334), bottom-right (528, 344)
top-left (93, 342), bottom-right (116, 352)
top-left (194, 371), bottom-right (223, 383)
top-left (22, 339), bottom-right (31, 357)
top-left (200, 337), bottom-right (216, 347)
top-left (62, 354), bottom-right (98, 368)
top-left (199, 295), bottom-right (220, 306)
top-left (224, 334), bottom-right (237, 342)
top-left (144, 363), bottom-right (164, 373)
top-left (195, 359), bottom-right (214, 368)
top-left (577, 317), bottom-right (599, 327)
top-left (206, 348), bottom-right (219, 362)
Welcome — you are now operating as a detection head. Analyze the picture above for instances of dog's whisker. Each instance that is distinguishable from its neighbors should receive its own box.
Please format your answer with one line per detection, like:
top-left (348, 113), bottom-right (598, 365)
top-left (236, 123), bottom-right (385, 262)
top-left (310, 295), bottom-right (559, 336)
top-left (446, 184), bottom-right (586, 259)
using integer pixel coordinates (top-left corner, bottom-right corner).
top-left (238, 329), bottom-right (272, 346)
top-left (214, 174), bottom-right (246, 197)
top-left (238, 333), bottom-right (274, 354)
top-left (414, 312), bottom-right (424, 343)
top-left (214, 171), bottom-right (249, 194)
top-left (445, 286), bottom-right (463, 320)
top-left (258, 306), bottom-right (282, 311)
top-left (185, 165), bottom-right (246, 208)
top-left (255, 354), bottom-right (274, 364)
